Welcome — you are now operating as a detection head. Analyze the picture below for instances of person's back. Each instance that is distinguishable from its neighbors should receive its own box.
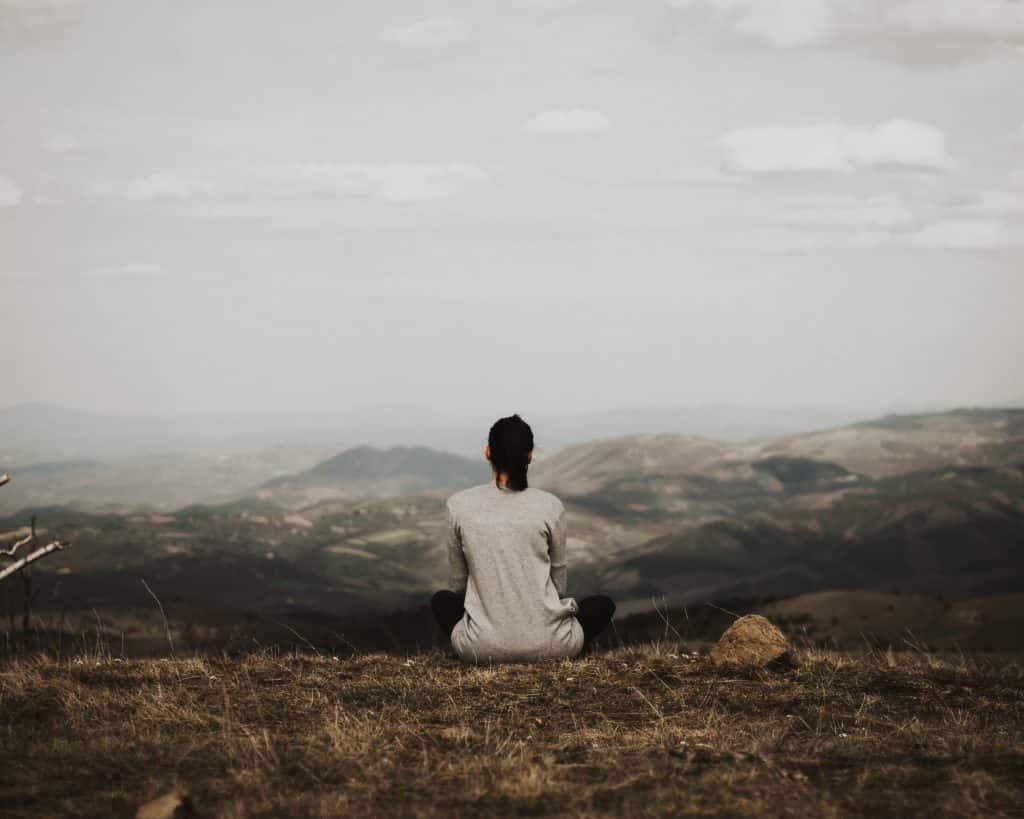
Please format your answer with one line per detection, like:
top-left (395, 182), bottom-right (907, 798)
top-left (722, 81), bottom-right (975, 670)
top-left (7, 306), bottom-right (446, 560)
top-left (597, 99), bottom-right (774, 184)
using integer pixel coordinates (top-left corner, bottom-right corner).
top-left (445, 482), bottom-right (583, 663)
top-left (430, 413), bottom-right (615, 664)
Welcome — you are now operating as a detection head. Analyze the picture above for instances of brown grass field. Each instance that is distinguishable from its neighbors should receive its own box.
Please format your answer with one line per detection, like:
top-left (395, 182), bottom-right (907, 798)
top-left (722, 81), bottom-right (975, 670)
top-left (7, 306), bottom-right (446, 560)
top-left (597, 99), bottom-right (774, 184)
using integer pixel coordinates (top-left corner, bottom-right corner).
top-left (2, 642), bottom-right (1023, 818)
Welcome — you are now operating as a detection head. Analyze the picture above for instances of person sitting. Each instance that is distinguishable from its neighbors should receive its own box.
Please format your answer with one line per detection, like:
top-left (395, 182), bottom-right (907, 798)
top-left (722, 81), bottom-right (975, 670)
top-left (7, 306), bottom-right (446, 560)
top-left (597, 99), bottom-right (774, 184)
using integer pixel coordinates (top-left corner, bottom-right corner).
top-left (431, 413), bottom-right (615, 663)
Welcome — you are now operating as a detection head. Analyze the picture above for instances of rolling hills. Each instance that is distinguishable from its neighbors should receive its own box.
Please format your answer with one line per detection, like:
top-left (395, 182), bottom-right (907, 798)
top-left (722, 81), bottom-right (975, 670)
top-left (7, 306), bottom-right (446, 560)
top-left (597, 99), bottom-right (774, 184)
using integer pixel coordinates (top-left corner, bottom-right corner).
top-left (2, 406), bottom-right (1023, 654)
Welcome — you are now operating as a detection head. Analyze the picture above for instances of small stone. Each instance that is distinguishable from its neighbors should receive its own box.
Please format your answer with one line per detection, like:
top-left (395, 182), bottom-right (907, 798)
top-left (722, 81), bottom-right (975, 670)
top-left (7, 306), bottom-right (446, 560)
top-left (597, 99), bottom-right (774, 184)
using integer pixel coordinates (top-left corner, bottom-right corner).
top-left (136, 789), bottom-right (197, 819)
top-left (710, 614), bottom-right (792, 668)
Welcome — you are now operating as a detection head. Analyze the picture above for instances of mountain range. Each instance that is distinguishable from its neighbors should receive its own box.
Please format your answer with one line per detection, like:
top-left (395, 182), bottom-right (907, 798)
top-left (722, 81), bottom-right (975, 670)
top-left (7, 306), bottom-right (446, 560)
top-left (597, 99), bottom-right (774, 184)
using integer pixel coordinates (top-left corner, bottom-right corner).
top-left (2, 400), bottom-right (901, 463)
top-left (2, 406), bottom-right (1021, 656)
top-left (4, 401), bottom-right (1011, 515)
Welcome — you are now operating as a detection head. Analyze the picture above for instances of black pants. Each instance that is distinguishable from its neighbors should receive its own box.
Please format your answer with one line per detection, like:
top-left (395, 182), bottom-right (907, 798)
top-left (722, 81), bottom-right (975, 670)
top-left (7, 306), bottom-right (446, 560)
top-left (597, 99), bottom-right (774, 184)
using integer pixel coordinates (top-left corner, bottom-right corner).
top-left (431, 590), bottom-right (616, 649)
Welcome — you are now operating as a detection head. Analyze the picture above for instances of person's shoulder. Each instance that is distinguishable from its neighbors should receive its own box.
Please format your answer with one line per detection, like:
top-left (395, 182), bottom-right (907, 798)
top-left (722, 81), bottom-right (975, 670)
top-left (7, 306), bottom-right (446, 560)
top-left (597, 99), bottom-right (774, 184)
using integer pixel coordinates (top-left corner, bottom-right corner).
top-left (528, 486), bottom-right (565, 514)
top-left (446, 483), bottom-right (490, 511)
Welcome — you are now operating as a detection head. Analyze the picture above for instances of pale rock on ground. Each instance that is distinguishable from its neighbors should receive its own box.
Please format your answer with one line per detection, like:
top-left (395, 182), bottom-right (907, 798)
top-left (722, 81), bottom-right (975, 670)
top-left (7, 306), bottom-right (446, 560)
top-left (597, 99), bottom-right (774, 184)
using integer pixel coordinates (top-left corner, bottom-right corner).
top-left (709, 614), bottom-right (792, 668)
top-left (135, 788), bottom-right (197, 819)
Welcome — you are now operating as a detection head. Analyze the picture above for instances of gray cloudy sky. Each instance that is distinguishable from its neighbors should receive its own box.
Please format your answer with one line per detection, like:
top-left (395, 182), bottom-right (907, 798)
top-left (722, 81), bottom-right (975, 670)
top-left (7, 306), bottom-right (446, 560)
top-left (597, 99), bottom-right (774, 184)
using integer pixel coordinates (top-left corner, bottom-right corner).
top-left (1, 0), bottom-right (1022, 418)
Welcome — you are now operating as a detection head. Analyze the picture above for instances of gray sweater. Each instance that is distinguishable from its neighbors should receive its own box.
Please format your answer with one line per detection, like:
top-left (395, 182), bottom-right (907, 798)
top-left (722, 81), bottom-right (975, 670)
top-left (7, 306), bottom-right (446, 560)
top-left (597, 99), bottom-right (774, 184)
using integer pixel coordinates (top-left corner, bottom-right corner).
top-left (445, 482), bottom-right (584, 663)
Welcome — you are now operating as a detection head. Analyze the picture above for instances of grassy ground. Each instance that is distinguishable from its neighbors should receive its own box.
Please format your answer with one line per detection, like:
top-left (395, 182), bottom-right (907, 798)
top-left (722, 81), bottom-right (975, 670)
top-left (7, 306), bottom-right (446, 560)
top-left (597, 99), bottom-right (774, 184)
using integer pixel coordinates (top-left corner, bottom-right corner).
top-left (2, 643), bottom-right (1023, 818)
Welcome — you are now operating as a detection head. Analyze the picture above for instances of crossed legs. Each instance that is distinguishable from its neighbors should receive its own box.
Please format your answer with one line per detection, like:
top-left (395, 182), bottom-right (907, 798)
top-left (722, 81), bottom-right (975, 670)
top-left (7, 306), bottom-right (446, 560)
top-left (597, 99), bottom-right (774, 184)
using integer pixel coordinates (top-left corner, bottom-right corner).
top-left (430, 589), bottom-right (465, 638)
top-left (576, 594), bottom-right (616, 648)
top-left (430, 590), bottom-right (615, 649)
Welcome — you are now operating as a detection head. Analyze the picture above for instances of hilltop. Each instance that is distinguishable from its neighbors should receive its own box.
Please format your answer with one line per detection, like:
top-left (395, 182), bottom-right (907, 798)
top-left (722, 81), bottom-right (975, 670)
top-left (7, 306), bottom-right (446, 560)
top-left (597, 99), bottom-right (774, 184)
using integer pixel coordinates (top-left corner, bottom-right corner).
top-left (253, 444), bottom-right (488, 508)
top-left (2, 643), bottom-right (1021, 817)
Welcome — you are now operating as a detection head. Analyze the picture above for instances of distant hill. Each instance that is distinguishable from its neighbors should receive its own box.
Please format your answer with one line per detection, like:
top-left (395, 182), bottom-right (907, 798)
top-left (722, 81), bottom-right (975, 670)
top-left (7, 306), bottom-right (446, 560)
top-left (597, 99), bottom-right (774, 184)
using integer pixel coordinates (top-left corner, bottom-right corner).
top-left (528, 435), bottom-right (736, 496)
top-left (760, 407), bottom-right (1024, 478)
top-left (253, 444), bottom-right (489, 507)
top-left (529, 407), bottom-right (1024, 607)
top-left (0, 447), bottom-right (333, 516)
top-left (530, 407), bottom-right (1024, 495)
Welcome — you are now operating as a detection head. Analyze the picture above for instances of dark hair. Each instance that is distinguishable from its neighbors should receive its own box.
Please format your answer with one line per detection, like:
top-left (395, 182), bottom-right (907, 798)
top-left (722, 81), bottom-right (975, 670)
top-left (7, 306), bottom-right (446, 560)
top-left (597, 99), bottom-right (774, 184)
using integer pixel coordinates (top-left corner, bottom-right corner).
top-left (488, 413), bottom-right (534, 492)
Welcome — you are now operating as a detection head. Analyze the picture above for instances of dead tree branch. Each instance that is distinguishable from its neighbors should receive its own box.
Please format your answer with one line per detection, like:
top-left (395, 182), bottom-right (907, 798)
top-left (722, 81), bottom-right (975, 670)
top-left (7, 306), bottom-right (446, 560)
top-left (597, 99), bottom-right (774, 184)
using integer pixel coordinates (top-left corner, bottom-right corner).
top-left (0, 531), bottom-right (35, 558)
top-left (0, 540), bottom-right (69, 582)
top-left (1, 513), bottom-right (37, 558)
top-left (1, 478), bottom-right (72, 585)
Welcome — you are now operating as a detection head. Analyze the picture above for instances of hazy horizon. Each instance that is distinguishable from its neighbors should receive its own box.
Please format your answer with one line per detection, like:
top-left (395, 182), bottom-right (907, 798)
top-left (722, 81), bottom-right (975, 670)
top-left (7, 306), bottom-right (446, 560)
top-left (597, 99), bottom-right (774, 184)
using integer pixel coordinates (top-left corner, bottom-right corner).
top-left (3, 1), bottom-right (1023, 418)
top-left (3, 396), bottom-right (1021, 472)
top-left (1, 393), bottom-right (1004, 419)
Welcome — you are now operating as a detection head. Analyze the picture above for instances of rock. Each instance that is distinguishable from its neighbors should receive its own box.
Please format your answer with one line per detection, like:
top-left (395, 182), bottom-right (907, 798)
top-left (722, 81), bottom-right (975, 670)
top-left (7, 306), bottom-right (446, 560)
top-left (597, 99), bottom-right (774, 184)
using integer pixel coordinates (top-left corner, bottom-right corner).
top-left (136, 789), bottom-right (197, 819)
top-left (710, 614), bottom-right (792, 668)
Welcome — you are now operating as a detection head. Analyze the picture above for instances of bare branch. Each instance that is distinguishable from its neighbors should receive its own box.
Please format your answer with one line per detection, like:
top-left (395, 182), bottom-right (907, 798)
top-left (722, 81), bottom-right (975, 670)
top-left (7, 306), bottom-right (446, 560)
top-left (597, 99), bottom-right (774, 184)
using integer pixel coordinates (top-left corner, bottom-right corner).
top-left (1, 532), bottom-right (35, 558)
top-left (0, 540), bottom-right (69, 582)
top-left (1, 473), bottom-right (27, 555)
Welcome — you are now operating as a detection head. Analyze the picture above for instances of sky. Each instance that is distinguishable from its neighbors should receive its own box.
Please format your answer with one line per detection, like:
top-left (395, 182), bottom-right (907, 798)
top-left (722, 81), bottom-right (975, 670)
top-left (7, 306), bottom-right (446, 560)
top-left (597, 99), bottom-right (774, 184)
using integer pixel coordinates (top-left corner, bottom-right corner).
top-left (1, 0), bottom-right (1023, 419)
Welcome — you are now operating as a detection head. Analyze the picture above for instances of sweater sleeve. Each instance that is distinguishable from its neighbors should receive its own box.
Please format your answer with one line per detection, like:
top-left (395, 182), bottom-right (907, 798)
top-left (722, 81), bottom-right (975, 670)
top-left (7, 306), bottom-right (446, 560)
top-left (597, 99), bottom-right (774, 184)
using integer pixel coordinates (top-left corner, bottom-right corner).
top-left (445, 500), bottom-right (468, 593)
top-left (547, 501), bottom-right (569, 597)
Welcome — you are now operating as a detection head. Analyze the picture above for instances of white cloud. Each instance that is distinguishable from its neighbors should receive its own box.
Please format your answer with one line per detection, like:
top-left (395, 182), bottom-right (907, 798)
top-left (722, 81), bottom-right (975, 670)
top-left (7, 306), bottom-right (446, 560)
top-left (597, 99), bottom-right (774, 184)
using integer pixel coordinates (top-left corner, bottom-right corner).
top-left (718, 119), bottom-right (951, 173)
top-left (0, 0), bottom-right (88, 38)
top-left (887, 1), bottom-right (1024, 38)
top-left (775, 184), bottom-right (1024, 252)
top-left (668, 0), bottom-right (1024, 49)
top-left (254, 162), bottom-right (489, 203)
top-left (85, 164), bottom-right (489, 207)
top-left (907, 219), bottom-right (1023, 249)
top-left (82, 263), bottom-right (164, 279)
top-left (954, 189), bottom-right (1024, 218)
top-left (523, 110), bottom-right (611, 135)
top-left (524, 0), bottom-right (588, 8)
top-left (88, 174), bottom-right (214, 201)
top-left (45, 134), bottom-right (81, 153)
top-left (733, 230), bottom-right (831, 252)
top-left (381, 18), bottom-right (469, 50)
top-left (0, 175), bottom-right (22, 206)
top-left (0, 270), bottom-right (38, 280)
top-left (785, 194), bottom-right (921, 230)
top-left (673, 166), bottom-right (747, 184)
top-left (668, 0), bottom-right (843, 48)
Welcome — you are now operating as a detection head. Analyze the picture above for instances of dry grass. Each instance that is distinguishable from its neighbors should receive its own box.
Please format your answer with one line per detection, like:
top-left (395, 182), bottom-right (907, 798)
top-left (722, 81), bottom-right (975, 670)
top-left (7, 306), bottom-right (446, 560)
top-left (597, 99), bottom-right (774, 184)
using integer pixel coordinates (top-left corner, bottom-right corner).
top-left (2, 642), bottom-right (1023, 818)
